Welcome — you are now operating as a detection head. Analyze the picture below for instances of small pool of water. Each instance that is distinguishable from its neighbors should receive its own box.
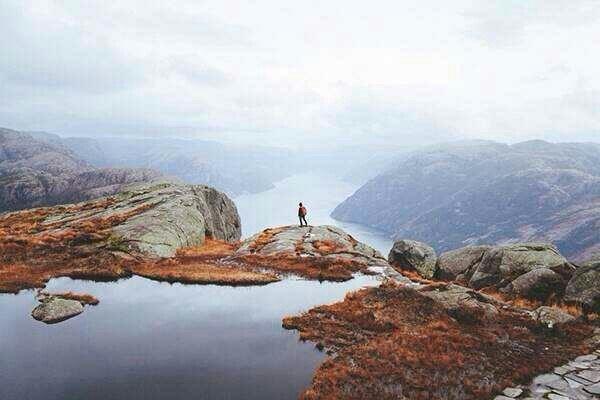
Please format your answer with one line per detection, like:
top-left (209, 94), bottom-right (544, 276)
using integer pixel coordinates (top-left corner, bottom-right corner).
top-left (0, 274), bottom-right (380, 400)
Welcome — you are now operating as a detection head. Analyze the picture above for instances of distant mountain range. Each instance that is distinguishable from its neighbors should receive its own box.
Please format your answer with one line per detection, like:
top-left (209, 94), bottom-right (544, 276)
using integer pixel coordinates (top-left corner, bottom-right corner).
top-left (0, 127), bottom-right (164, 212)
top-left (53, 135), bottom-right (295, 196)
top-left (332, 140), bottom-right (600, 262)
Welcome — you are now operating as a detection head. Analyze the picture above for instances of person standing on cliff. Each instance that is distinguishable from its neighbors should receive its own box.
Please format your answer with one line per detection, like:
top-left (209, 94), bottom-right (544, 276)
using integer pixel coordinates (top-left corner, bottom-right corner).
top-left (298, 202), bottom-right (308, 227)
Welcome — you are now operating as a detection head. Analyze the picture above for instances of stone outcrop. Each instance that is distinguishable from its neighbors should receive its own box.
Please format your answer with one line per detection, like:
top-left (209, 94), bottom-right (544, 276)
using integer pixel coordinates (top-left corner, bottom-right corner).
top-left (331, 140), bottom-right (600, 262)
top-left (564, 260), bottom-right (600, 313)
top-left (427, 242), bottom-right (575, 301)
top-left (388, 239), bottom-right (437, 279)
top-left (31, 296), bottom-right (84, 324)
top-left (0, 182), bottom-right (241, 292)
top-left (435, 245), bottom-right (491, 281)
top-left (531, 306), bottom-right (575, 329)
top-left (110, 182), bottom-right (241, 257)
top-left (233, 225), bottom-right (389, 281)
top-left (0, 128), bottom-right (165, 212)
top-left (467, 243), bottom-right (575, 299)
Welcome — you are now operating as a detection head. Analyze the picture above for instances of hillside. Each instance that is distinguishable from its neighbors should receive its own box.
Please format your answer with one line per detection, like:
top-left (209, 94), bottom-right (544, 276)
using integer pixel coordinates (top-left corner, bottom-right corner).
top-left (331, 140), bottom-right (600, 262)
top-left (0, 128), bottom-right (164, 212)
top-left (59, 135), bottom-right (295, 196)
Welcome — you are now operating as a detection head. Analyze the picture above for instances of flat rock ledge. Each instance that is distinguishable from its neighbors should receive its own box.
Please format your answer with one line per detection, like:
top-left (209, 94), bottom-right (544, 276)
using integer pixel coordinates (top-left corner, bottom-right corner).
top-left (233, 225), bottom-right (393, 281)
top-left (495, 346), bottom-right (600, 400)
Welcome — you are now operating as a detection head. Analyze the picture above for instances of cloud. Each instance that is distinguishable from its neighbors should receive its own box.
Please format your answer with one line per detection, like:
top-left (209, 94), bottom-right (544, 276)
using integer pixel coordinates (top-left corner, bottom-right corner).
top-left (0, 0), bottom-right (598, 147)
top-left (464, 0), bottom-right (600, 48)
top-left (0, 2), bottom-right (143, 94)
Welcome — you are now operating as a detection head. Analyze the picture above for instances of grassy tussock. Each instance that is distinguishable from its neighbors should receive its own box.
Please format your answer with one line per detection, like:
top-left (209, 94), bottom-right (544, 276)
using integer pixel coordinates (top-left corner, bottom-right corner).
top-left (40, 291), bottom-right (100, 305)
top-left (132, 262), bottom-right (279, 286)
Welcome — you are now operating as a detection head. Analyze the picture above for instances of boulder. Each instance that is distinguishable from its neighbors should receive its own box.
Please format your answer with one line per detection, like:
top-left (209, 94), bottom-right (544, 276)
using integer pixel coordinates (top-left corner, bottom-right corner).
top-left (31, 297), bottom-right (84, 324)
top-left (468, 243), bottom-right (574, 293)
top-left (419, 283), bottom-right (500, 322)
top-left (503, 268), bottom-right (565, 301)
top-left (388, 239), bottom-right (437, 279)
top-left (435, 245), bottom-right (491, 281)
top-left (564, 260), bottom-right (600, 313)
top-left (531, 306), bottom-right (575, 328)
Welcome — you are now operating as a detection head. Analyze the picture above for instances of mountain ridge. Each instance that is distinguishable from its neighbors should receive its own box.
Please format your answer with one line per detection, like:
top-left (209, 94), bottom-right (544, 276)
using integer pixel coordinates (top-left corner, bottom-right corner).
top-left (331, 139), bottom-right (600, 262)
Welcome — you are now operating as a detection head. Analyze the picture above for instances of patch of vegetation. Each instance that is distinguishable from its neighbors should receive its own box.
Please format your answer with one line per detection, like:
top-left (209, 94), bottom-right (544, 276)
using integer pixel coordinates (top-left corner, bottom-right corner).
top-left (105, 234), bottom-right (130, 253)
top-left (283, 281), bottom-right (595, 400)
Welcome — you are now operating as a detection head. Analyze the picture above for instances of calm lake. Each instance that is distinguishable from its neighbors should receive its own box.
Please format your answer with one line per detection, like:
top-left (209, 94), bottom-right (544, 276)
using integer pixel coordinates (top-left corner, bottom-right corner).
top-left (0, 173), bottom-right (392, 400)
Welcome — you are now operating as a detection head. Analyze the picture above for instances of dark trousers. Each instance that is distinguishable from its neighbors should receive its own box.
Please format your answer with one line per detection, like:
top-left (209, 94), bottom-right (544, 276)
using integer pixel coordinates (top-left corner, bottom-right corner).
top-left (299, 215), bottom-right (308, 226)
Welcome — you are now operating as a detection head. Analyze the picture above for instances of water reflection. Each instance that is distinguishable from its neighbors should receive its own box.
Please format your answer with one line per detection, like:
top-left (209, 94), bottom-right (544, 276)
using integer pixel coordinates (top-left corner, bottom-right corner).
top-left (0, 274), bottom-right (379, 400)
top-left (1, 173), bottom-right (391, 400)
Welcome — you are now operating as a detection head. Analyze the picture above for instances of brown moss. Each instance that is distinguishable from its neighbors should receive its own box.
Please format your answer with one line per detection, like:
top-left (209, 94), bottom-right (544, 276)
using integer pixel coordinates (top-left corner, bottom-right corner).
top-left (130, 239), bottom-right (279, 286)
top-left (131, 261), bottom-right (279, 286)
top-left (312, 239), bottom-right (347, 255)
top-left (246, 227), bottom-right (285, 252)
top-left (284, 281), bottom-right (595, 400)
top-left (480, 286), bottom-right (587, 317)
top-left (236, 253), bottom-right (375, 282)
top-left (40, 291), bottom-right (100, 305)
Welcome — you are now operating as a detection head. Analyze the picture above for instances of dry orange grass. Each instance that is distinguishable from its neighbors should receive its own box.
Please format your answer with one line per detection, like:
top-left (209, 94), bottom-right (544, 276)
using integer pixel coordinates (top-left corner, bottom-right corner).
top-left (312, 239), bottom-right (347, 255)
top-left (131, 239), bottom-right (280, 286)
top-left (237, 253), bottom-right (374, 282)
top-left (247, 227), bottom-right (284, 252)
top-left (480, 287), bottom-right (585, 317)
top-left (176, 239), bottom-right (237, 258)
top-left (284, 281), bottom-right (595, 400)
top-left (132, 262), bottom-right (279, 286)
top-left (40, 291), bottom-right (100, 305)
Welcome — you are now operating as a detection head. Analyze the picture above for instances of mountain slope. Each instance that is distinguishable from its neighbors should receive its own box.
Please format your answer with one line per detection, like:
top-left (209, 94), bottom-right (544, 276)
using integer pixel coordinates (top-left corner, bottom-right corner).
top-left (61, 136), bottom-right (295, 196)
top-left (331, 140), bottom-right (600, 261)
top-left (0, 128), bottom-right (164, 212)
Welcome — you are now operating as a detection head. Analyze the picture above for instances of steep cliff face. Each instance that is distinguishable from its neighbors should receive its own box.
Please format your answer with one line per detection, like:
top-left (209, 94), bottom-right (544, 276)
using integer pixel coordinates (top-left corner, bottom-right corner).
top-left (0, 128), bottom-right (164, 212)
top-left (332, 140), bottom-right (600, 261)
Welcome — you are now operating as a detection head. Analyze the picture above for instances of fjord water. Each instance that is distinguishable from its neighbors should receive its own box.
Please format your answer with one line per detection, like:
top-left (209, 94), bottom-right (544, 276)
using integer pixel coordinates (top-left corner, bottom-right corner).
top-left (235, 172), bottom-right (393, 254)
top-left (0, 173), bottom-right (392, 400)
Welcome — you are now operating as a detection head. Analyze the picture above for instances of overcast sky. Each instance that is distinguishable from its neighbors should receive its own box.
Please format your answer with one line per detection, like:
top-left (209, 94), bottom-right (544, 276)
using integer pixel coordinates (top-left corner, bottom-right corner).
top-left (1, 1), bottom-right (599, 148)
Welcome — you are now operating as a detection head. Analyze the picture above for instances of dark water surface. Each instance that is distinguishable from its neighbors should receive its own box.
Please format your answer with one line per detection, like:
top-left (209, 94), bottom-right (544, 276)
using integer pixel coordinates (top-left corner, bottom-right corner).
top-left (0, 275), bottom-right (379, 400)
top-left (0, 173), bottom-right (392, 400)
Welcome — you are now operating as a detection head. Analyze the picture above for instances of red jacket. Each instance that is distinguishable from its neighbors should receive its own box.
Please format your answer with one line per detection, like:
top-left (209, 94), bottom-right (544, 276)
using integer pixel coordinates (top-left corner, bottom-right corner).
top-left (298, 206), bottom-right (307, 216)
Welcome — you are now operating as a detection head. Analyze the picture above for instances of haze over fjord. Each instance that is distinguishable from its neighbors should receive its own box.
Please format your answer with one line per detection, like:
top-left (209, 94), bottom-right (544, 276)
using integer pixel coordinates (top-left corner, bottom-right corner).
top-left (1, 0), bottom-right (599, 148)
